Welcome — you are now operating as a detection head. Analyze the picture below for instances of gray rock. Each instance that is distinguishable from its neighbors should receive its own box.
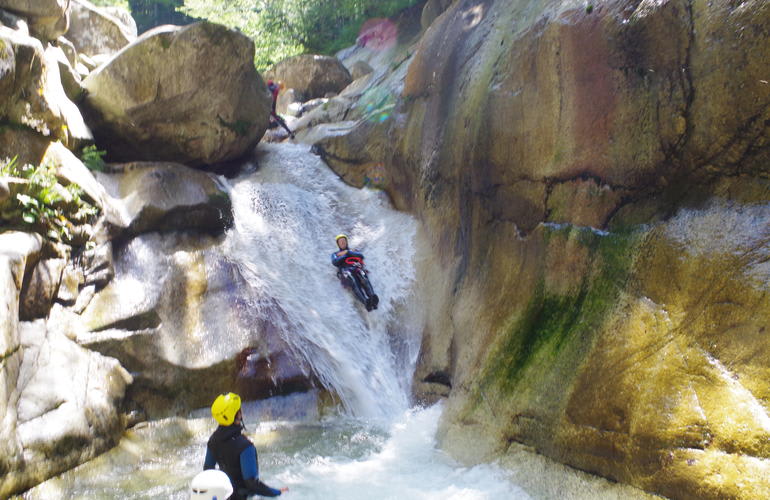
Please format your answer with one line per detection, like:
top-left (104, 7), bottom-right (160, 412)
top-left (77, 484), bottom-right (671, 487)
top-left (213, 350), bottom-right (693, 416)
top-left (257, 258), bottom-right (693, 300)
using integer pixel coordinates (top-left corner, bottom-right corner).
top-left (350, 60), bottom-right (374, 81)
top-left (0, 231), bottom-right (41, 498)
top-left (19, 258), bottom-right (65, 320)
top-left (0, 0), bottom-right (69, 40)
top-left (72, 283), bottom-right (95, 314)
top-left (45, 44), bottom-right (84, 101)
top-left (56, 35), bottom-right (77, 66)
top-left (82, 22), bottom-right (271, 166)
top-left (0, 27), bottom-right (92, 149)
top-left (42, 142), bottom-right (126, 230)
top-left (102, 5), bottom-right (136, 38)
top-left (266, 54), bottom-right (352, 102)
top-left (75, 232), bottom-right (313, 418)
top-left (95, 162), bottom-right (233, 235)
top-left (56, 264), bottom-right (83, 305)
top-left (67, 0), bottom-right (135, 57)
top-left (275, 87), bottom-right (297, 115)
top-left (10, 319), bottom-right (131, 496)
top-left (81, 241), bottom-right (113, 289)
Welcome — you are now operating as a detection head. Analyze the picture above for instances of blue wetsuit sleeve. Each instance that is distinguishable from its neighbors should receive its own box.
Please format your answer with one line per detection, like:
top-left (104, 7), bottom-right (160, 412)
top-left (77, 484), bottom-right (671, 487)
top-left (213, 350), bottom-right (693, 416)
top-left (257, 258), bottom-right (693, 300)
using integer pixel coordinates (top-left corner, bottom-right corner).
top-left (240, 446), bottom-right (259, 479)
top-left (347, 250), bottom-right (364, 260)
top-left (332, 251), bottom-right (346, 267)
top-left (203, 446), bottom-right (216, 470)
top-left (240, 446), bottom-right (281, 497)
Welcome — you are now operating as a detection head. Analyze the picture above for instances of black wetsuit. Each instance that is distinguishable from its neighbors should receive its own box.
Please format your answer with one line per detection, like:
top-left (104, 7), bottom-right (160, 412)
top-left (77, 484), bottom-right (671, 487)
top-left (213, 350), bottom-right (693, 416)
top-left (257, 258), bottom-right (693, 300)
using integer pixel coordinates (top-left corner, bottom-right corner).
top-left (332, 250), bottom-right (378, 309)
top-left (204, 424), bottom-right (281, 499)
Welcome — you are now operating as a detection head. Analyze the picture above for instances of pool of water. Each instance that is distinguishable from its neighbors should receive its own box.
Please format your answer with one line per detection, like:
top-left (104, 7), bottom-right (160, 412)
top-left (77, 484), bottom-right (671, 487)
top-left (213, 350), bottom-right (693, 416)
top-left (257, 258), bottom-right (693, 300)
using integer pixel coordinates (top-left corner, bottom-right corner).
top-left (26, 396), bottom-right (653, 500)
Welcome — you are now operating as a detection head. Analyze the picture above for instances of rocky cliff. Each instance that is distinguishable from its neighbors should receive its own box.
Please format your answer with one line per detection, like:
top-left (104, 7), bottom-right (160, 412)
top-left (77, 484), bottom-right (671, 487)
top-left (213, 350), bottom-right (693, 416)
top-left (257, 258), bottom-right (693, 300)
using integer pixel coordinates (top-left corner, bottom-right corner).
top-left (0, 2), bottom-right (292, 497)
top-left (314, 0), bottom-right (770, 498)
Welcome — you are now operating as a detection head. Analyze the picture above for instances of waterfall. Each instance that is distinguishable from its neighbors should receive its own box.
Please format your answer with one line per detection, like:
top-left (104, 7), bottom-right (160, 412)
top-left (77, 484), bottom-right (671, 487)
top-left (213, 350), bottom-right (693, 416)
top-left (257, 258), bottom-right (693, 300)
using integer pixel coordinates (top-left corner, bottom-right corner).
top-left (223, 143), bottom-right (422, 418)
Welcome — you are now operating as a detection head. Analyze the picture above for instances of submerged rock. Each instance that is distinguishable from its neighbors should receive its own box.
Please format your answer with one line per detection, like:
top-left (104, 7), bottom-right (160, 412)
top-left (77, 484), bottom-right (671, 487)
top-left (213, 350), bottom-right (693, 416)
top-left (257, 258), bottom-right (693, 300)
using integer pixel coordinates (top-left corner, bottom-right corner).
top-left (266, 54), bottom-right (352, 102)
top-left (82, 22), bottom-right (271, 166)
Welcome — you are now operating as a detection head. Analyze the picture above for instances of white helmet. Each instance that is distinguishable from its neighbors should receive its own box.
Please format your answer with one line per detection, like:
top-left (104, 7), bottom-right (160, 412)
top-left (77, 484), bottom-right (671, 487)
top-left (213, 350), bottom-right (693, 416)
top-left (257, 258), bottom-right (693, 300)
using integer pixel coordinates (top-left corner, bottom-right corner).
top-left (190, 470), bottom-right (233, 500)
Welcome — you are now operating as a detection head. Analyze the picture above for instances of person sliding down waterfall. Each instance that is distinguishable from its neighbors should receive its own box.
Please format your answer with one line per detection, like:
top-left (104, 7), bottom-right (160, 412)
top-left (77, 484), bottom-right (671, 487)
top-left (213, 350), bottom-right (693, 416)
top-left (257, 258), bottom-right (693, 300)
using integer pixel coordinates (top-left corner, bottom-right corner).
top-left (332, 234), bottom-right (379, 311)
top-left (266, 80), bottom-right (295, 139)
top-left (203, 393), bottom-right (288, 499)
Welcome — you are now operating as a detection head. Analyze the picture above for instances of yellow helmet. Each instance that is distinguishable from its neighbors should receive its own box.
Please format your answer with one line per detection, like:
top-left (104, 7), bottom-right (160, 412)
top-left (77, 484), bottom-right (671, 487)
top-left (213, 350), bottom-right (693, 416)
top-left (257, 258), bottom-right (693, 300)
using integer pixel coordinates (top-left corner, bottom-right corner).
top-left (211, 393), bottom-right (241, 426)
top-left (335, 234), bottom-right (348, 242)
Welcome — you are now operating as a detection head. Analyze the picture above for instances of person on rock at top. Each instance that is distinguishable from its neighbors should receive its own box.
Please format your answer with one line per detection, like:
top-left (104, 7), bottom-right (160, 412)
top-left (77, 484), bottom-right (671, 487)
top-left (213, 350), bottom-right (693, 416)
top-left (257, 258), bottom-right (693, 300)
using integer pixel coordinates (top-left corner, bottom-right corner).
top-left (266, 80), bottom-right (295, 139)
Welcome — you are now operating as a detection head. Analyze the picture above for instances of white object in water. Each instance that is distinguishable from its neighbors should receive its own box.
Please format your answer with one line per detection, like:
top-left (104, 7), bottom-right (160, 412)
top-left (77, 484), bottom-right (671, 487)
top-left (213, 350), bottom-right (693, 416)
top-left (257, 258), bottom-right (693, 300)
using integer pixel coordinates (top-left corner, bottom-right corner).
top-left (190, 470), bottom-right (233, 500)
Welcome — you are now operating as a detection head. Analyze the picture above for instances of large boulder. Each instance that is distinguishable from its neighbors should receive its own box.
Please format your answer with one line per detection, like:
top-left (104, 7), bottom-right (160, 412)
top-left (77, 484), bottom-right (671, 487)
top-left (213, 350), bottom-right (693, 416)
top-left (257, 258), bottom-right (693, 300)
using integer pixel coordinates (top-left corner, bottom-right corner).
top-left (81, 22), bottom-right (271, 166)
top-left (11, 319), bottom-right (131, 495)
top-left (56, 232), bottom-right (315, 418)
top-left (94, 162), bottom-right (233, 235)
top-left (67, 0), bottom-right (136, 58)
top-left (0, 26), bottom-right (92, 148)
top-left (0, 0), bottom-right (69, 40)
top-left (266, 54), bottom-right (352, 102)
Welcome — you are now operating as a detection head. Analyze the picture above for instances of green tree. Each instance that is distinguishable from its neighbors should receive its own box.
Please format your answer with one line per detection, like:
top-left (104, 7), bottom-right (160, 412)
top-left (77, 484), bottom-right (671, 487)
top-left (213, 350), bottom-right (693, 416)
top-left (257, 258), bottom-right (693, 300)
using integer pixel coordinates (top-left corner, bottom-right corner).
top-left (129, 0), bottom-right (195, 33)
top-left (180, 0), bottom-right (419, 70)
top-left (90, 0), bottom-right (131, 10)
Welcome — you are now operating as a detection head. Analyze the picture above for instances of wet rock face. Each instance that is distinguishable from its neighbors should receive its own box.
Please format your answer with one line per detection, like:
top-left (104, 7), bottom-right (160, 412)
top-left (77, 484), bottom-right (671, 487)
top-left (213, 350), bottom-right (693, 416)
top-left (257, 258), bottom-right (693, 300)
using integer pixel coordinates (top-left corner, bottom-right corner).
top-left (82, 22), bottom-right (271, 166)
top-left (315, 0), bottom-right (769, 498)
top-left (266, 54), bottom-right (353, 102)
top-left (235, 347), bottom-right (316, 400)
top-left (64, 232), bottom-right (313, 419)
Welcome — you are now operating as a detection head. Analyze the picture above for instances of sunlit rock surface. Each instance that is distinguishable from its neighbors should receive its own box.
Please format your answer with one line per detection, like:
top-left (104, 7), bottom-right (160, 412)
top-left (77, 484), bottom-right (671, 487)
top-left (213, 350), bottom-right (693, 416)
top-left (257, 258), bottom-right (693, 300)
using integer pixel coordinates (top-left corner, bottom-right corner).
top-left (0, 0), bottom-right (69, 40)
top-left (266, 54), bottom-right (352, 103)
top-left (0, 26), bottom-right (93, 148)
top-left (0, 232), bottom-right (131, 498)
top-left (82, 22), bottom-right (271, 166)
top-left (95, 161), bottom-right (233, 235)
top-left (67, 0), bottom-right (135, 58)
top-left (314, 0), bottom-right (770, 497)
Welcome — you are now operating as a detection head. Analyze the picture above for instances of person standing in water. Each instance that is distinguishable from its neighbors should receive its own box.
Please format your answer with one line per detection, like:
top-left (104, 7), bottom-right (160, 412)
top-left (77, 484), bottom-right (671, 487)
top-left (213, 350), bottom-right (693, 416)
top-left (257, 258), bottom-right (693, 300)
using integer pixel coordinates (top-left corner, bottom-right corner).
top-left (203, 393), bottom-right (288, 499)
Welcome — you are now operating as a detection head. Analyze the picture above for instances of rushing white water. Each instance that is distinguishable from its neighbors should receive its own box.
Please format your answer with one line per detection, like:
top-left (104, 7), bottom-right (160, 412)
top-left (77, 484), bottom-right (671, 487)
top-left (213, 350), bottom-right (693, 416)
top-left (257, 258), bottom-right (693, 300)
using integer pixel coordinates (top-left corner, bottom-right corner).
top-left (27, 144), bottom-right (655, 499)
top-left (224, 143), bottom-right (421, 417)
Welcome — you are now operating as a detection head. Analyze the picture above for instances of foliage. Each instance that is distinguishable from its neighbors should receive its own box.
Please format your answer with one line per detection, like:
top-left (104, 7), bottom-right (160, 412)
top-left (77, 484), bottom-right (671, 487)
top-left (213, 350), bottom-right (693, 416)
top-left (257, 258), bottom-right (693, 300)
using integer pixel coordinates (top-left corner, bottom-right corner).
top-left (179, 0), bottom-right (420, 70)
top-left (90, 0), bottom-right (131, 11)
top-left (81, 145), bottom-right (107, 172)
top-left (129, 0), bottom-right (195, 33)
top-left (0, 157), bottom-right (100, 244)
